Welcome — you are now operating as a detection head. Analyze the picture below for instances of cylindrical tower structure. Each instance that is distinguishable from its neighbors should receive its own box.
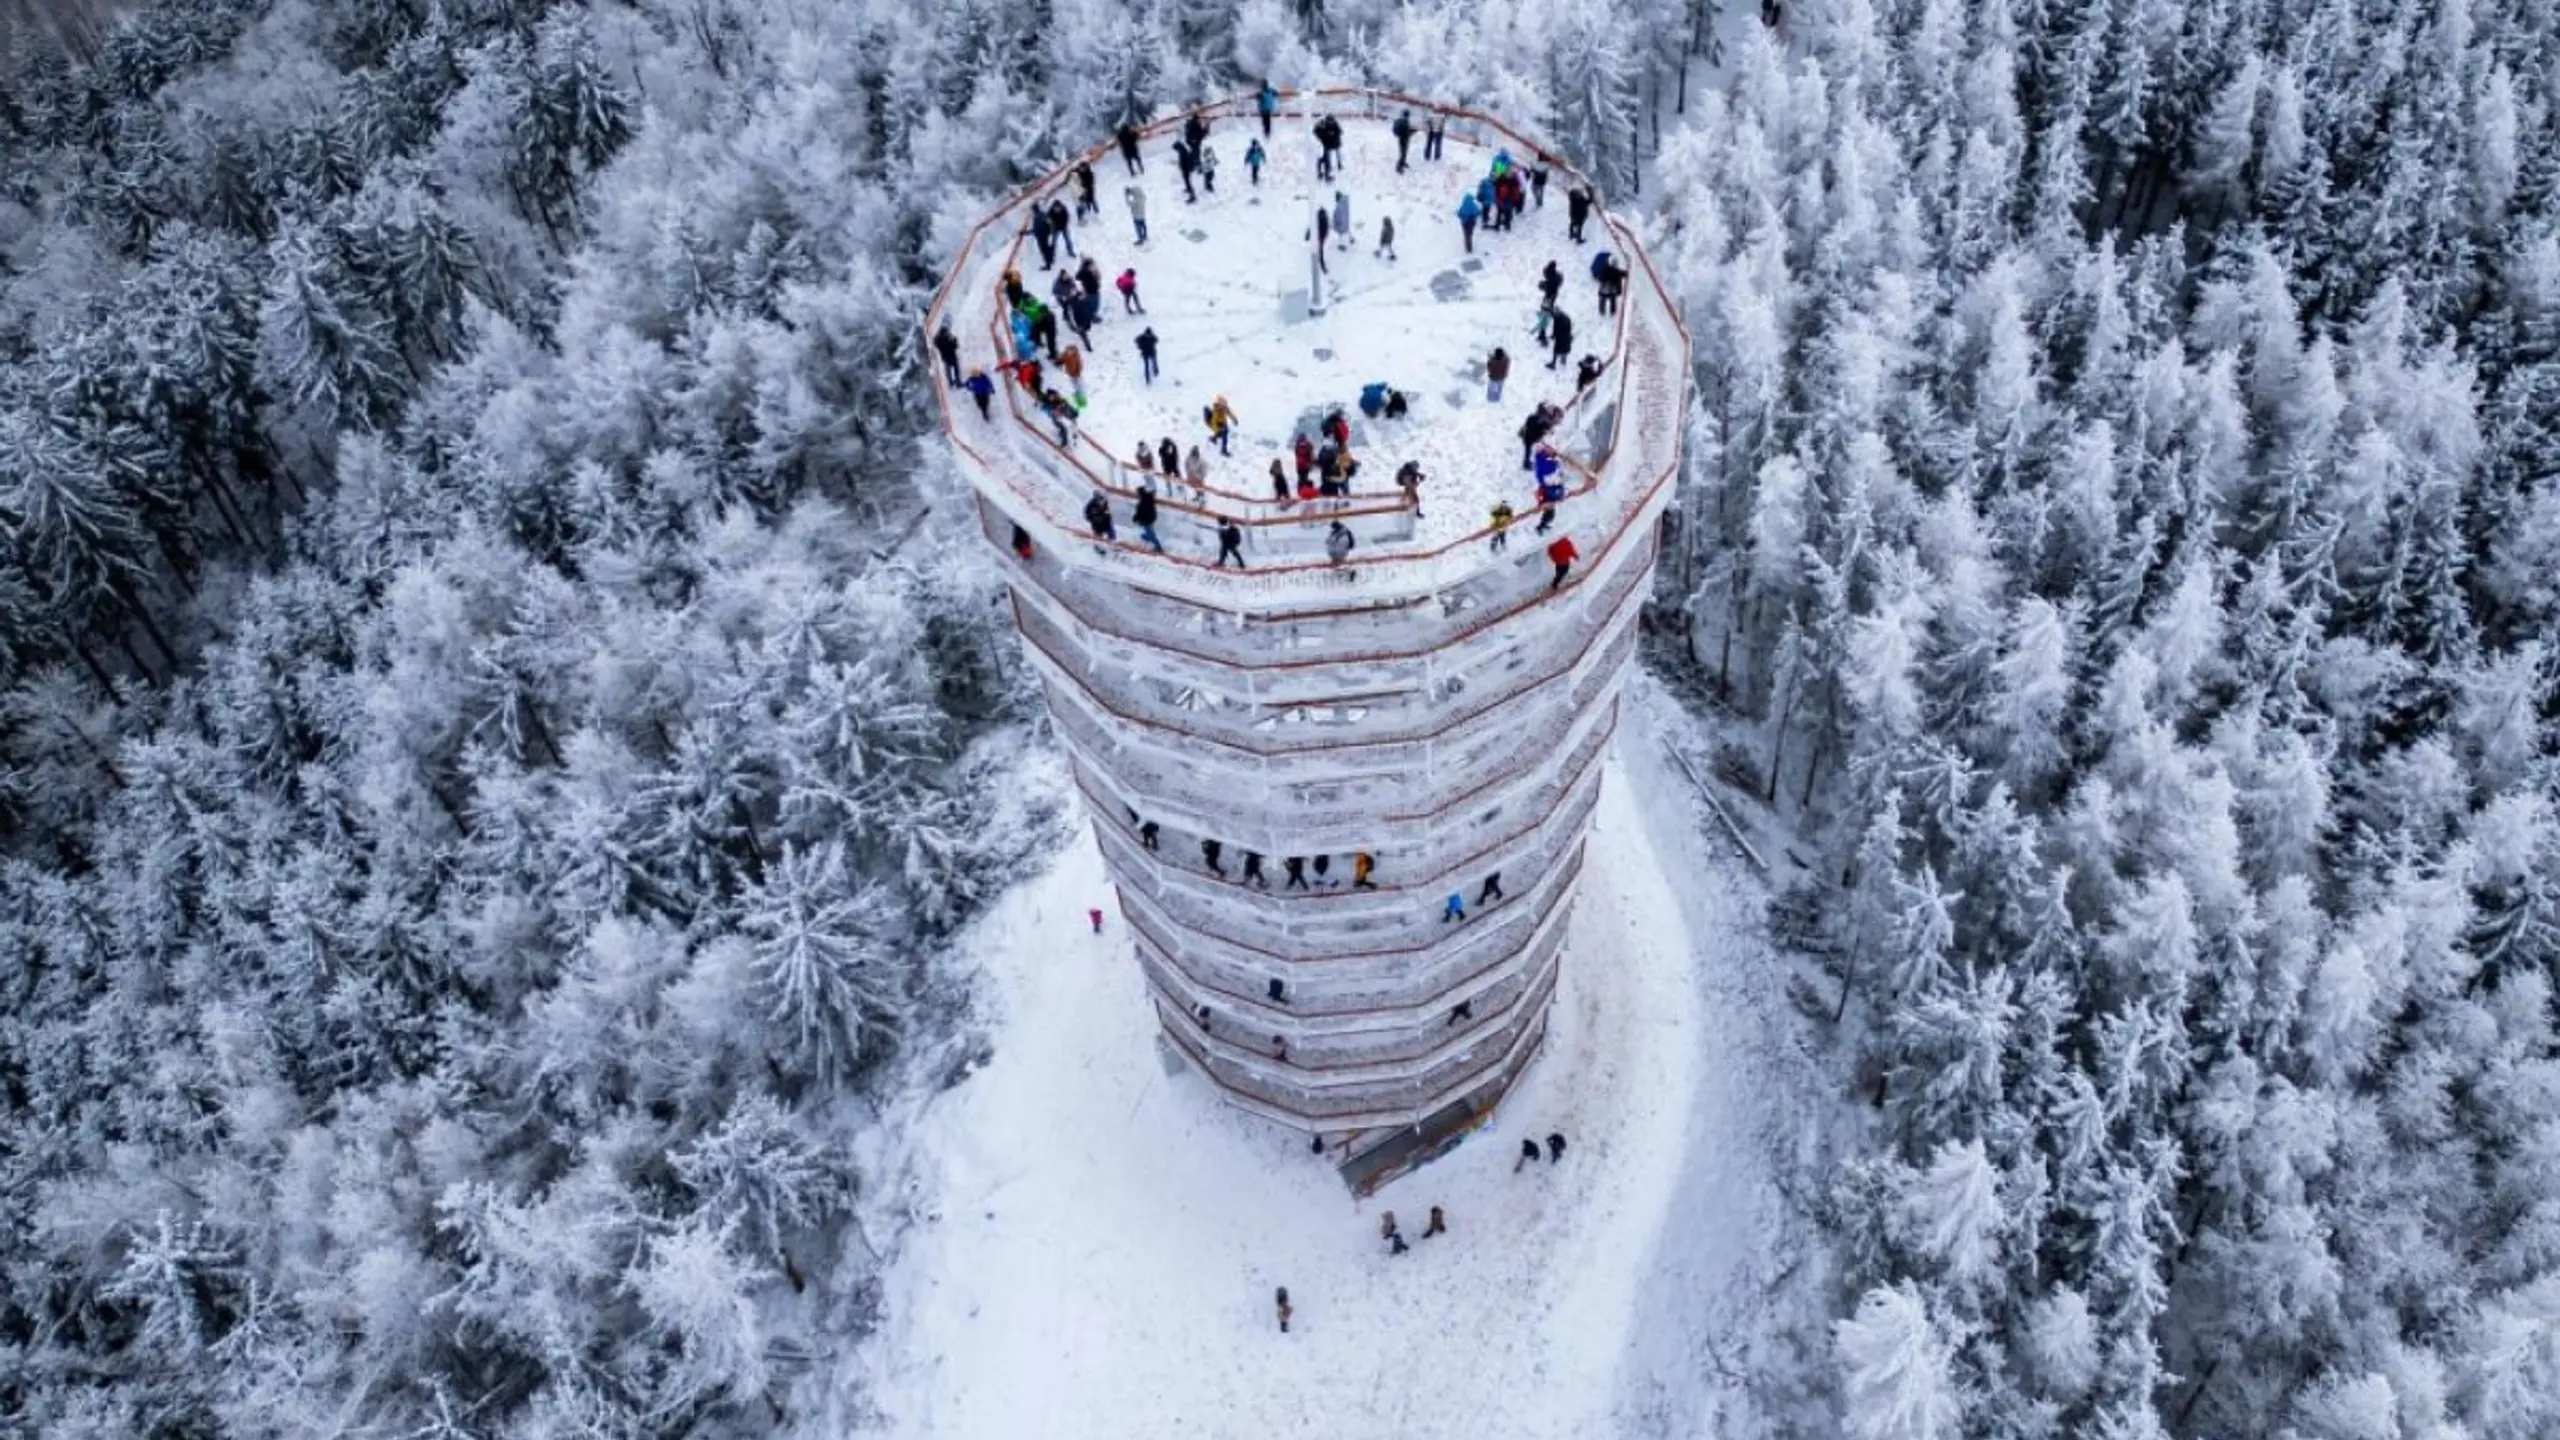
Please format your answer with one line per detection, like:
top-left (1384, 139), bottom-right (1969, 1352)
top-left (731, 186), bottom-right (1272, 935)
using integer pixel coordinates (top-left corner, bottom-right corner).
top-left (926, 89), bottom-right (1688, 1187)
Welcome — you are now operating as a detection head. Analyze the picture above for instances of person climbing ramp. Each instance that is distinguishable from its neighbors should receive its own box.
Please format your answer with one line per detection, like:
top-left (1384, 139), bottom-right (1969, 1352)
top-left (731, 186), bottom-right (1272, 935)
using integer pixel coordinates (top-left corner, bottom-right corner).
top-left (1353, 851), bottom-right (1376, 889)
top-left (1442, 892), bottom-right (1466, 923)
top-left (1216, 518), bottom-right (1247, 567)
top-left (1547, 534), bottom-right (1579, 589)
top-left (1267, 977), bottom-right (1287, 1003)
top-left (1285, 856), bottom-right (1309, 889)
top-left (1244, 850), bottom-right (1268, 887)
top-left (964, 367), bottom-right (994, 419)
top-left (1478, 871), bottom-right (1505, 904)
top-left (1083, 490), bottom-right (1115, 542)
top-left (1202, 838), bottom-right (1227, 876)
top-left (1133, 483), bottom-right (1162, 552)
top-left (1140, 819), bottom-right (1160, 850)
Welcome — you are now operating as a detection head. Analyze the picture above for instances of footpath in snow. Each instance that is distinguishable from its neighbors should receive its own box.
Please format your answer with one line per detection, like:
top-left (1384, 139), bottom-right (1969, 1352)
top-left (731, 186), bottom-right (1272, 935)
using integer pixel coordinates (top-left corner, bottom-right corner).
top-left (860, 676), bottom-right (1809, 1437)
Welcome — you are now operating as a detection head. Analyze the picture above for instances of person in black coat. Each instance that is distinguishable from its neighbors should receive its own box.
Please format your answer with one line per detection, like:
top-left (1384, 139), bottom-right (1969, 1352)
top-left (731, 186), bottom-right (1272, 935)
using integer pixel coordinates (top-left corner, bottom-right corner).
top-left (931, 322), bottom-right (961, 383)
top-left (1083, 491), bottom-right (1115, 541)
top-left (1546, 1132), bottom-right (1568, 1163)
top-left (1117, 121), bottom-right (1143, 173)
top-left (1547, 310), bottom-right (1574, 369)
top-left (1519, 404), bottom-right (1556, 469)
top-left (1566, 186), bottom-right (1592, 241)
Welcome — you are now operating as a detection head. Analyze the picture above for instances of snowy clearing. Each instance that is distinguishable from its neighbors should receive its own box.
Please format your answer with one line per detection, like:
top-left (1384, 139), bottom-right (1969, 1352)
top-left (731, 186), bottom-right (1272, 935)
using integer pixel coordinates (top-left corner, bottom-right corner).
top-left (861, 674), bottom-right (1813, 1437)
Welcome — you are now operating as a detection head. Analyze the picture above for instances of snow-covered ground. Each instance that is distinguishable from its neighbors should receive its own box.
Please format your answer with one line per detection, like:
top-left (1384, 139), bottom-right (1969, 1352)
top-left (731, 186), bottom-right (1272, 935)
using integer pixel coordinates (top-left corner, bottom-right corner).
top-left (859, 674), bottom-right (1823, 1437)
top-left (1063, 112), bottom-right (1617, 548)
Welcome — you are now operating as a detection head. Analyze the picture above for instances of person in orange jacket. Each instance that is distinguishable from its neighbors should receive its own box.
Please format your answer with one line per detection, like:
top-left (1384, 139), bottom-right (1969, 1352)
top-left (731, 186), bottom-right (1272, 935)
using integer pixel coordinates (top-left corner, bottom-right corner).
top-left (1353, 851), bottom-right (1376, 889)
top-left (1546, 534), bottom-right (1579, 589)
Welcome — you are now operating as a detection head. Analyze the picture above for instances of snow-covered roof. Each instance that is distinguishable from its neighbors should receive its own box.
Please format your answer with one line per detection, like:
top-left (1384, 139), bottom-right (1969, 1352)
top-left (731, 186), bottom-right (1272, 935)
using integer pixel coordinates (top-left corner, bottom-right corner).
top-left (930, 90), bottom-right (1681, 604)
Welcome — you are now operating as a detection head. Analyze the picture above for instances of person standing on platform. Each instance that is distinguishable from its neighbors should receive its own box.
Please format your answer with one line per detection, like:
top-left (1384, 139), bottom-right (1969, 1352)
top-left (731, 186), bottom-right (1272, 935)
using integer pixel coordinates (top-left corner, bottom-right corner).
top-left (1393, 108), bottom-right (1416, 171)
top-left (1486, 345), bottom-right (1510, 402)
top-left (1117, 121), bottom-right (1143, 173)
top-left (1548, 309), bottom-right (1575, 369)
top-left (1136, 326), bottom-right (1160, 383)
top-left (1275, 1287), bottom-right (1292, 1333)
top-left (1125, 184), bottom-right (1149, 245)
top-left (1246, 137), bottom-right (1266, 185)
top-left (1424, 112), bottom-right (1444, 161)
top-left (1457, 191), bottom-right (1481, 253)
top-left (1257, 80), bottom-right (1279, 137)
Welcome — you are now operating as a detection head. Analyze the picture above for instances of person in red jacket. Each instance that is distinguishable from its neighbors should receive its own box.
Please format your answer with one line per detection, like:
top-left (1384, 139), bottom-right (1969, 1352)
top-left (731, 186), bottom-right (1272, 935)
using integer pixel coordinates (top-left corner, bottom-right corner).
top-left (1546, 534), bottom-right (1579, 589)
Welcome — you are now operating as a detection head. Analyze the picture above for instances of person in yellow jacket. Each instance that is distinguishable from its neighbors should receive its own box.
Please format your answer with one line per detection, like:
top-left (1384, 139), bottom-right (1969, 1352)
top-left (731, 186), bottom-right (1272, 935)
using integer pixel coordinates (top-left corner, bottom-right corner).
top-left (1207, 395), bottom-right (1239, 456)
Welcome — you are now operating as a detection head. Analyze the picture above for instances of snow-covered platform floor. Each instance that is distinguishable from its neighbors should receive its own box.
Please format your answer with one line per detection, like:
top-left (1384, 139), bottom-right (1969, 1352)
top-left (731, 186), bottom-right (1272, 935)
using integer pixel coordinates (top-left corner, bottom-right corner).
top-left (1048, 116), bottom-right (1615, 550)
top-left (860, 678), bottom-right (1784, 1437)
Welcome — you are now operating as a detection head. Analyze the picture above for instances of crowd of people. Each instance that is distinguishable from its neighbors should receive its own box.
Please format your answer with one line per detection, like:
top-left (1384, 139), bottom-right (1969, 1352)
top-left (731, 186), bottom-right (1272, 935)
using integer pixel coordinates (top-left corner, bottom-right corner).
top-left (935, 92), bottom-right (1634, 588)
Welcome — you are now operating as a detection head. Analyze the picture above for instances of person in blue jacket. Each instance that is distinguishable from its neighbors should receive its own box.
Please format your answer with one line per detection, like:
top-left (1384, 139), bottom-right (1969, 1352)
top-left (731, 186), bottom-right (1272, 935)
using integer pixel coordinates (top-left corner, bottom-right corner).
top-left (1257, 80), bottom-right (1279, 136)
top-left (1457, 192), bottom-right (1482, 253)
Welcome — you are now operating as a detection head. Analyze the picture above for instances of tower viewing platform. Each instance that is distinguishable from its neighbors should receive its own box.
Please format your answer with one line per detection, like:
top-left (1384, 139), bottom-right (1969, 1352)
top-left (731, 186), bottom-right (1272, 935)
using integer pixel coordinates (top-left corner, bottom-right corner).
top-left (925, 87), bottom-right (1689, 1189)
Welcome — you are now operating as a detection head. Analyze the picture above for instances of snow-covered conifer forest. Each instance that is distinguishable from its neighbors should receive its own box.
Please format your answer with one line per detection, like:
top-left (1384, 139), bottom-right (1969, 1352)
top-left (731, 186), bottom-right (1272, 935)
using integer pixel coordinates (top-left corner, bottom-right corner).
top-left (0, 0), bottom-right (2552, 1436)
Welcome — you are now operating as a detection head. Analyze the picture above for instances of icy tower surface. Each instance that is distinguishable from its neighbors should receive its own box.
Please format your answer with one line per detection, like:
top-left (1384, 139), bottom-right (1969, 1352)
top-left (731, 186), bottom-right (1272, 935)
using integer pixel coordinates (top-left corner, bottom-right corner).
top-left (927, 89), bottom-right (1688, 1172)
